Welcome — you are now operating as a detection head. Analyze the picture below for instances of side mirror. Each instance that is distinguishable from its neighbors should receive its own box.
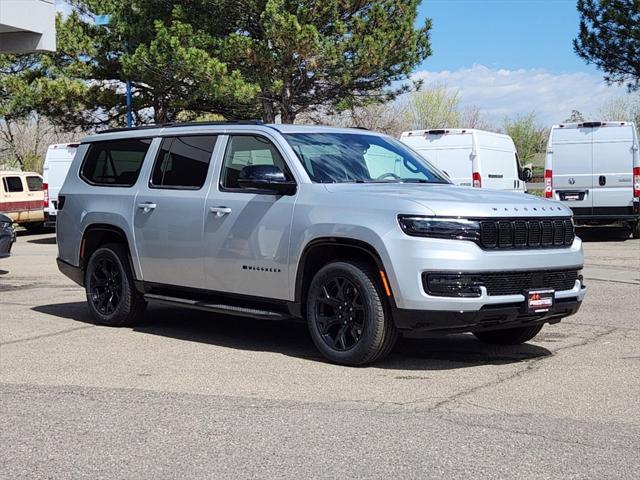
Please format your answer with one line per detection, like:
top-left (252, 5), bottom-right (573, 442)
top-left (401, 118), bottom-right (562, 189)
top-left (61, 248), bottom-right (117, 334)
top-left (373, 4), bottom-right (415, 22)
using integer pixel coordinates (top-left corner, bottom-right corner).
top-left (237, 165), bottom-right (297, 195)
top-left (523, 167), bottom-right (533, 183)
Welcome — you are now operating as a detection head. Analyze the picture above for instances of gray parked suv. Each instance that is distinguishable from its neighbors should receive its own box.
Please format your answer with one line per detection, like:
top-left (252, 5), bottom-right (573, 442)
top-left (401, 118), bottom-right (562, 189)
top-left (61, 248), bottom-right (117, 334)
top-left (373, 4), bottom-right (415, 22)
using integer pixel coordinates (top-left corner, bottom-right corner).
top-left (56, 122), bottom-right (586, 365)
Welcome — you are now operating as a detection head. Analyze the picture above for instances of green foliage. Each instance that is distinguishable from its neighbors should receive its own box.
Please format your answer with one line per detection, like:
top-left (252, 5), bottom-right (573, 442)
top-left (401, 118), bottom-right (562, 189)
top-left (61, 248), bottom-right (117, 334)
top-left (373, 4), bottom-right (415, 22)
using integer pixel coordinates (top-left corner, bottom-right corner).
top-left (401, 84), bottom-right (494, 131)
top-left (502, 113), bottom-right (548, 165)
top-left (574, 0), bottom-right (640, 91)
top-left (404, 85), bottom-right (462, 129)
top-left (1, 0), bottom-right (430, 127)
top-left (224, 0), bottom-right (431, 122)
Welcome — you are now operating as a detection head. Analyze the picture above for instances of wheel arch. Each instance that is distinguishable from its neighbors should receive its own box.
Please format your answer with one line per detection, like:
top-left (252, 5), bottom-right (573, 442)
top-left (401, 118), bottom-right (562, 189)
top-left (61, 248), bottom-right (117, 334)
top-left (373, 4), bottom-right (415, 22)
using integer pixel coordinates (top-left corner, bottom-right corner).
top-left (80, 223), bottom-right (140, 281)
top-left (293, 237), bottom-right (395, 317)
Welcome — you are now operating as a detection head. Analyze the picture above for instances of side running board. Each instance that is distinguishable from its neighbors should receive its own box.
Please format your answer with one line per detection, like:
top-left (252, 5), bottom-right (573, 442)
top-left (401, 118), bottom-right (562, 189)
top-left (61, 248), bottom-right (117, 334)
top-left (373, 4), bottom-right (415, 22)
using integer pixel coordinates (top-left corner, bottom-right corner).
top-left (144, 293), bottom-right (290, 321)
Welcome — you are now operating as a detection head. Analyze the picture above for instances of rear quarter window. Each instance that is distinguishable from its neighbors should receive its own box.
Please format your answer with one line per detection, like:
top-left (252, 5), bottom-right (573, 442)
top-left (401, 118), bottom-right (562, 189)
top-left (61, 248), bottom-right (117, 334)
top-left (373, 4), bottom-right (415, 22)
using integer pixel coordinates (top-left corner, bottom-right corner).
top-left (80, 138), bottom-right (152, 187)
top-left (26, 176), bottom-right (43, 191)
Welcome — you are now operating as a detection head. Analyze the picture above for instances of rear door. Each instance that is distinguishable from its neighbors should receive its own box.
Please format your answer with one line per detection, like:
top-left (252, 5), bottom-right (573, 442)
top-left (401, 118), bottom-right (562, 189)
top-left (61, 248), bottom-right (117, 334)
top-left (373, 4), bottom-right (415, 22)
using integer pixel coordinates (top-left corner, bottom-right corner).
top-left (133, 134), bottom-right (219, 289)
top-left (551, 126), bottom-right (593, 215)
top-left (43, 145), bottom-right (77, 215)
top-left (590, 125), bottom-right (635, 213)
top-left (430, 147), bottom-right (472, 186)
top-left (479, 148), bottom-right (520, 190)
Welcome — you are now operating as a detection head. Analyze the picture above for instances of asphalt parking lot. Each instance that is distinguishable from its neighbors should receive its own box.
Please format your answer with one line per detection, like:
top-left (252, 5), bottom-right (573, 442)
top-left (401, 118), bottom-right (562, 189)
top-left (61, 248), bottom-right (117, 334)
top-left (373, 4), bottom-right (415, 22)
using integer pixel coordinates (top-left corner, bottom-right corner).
top-left (1, 228), bottom-right (639, 479)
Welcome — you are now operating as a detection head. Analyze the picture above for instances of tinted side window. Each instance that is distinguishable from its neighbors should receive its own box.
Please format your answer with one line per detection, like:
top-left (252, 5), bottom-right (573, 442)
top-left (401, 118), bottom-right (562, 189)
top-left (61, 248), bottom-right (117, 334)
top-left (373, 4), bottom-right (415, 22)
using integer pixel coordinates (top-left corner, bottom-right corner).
top-left (151, 136), bottom-right (217, 189)
top-left (221, 136), bottom-right (291, 190)
top-left (81, 138), bottom-right (152, 187)
top-left (26, 176), bottom-right (43, 191)
top-left (3, 176), bottom-right (24, 192)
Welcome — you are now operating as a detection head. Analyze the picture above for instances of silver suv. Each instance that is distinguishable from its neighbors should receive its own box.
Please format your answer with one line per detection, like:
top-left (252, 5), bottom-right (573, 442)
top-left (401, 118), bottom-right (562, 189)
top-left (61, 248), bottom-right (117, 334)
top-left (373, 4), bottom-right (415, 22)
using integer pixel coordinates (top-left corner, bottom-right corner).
top-left (56, 122), bottom-right (586, 365)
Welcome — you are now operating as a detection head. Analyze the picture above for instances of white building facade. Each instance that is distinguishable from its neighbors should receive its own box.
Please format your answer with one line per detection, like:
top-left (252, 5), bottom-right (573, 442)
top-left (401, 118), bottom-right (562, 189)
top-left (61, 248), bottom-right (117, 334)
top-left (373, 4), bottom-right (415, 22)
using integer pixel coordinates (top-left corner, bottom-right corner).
top-left (0, 0), bottom-right (56, 53)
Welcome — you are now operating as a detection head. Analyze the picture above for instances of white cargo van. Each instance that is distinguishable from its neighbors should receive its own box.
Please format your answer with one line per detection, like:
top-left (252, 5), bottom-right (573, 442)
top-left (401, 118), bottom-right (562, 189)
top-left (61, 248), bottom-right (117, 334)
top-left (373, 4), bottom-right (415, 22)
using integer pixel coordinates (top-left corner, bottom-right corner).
top-left (399, 129), bottom-right (531, 192)
top-left (42, 143), bottom-right (78, 228)
top-left (544, 121), bottom-right (639, 238)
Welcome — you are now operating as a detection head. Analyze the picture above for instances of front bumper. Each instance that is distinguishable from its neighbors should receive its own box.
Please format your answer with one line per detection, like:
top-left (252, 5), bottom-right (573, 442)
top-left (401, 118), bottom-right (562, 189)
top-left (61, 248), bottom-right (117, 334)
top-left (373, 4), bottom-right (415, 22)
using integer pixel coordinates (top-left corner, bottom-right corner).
top-left (393, 295), bottom-right (583, 333)
top-left (381, 231), bottom-right (585, 311)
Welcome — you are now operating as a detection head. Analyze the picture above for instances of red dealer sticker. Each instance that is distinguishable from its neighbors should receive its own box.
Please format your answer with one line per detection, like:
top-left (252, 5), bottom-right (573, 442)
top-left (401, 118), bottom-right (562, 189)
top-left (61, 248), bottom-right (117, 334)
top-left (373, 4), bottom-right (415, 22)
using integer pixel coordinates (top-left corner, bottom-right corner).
top-left (526, 289), bottom-right (555, 313)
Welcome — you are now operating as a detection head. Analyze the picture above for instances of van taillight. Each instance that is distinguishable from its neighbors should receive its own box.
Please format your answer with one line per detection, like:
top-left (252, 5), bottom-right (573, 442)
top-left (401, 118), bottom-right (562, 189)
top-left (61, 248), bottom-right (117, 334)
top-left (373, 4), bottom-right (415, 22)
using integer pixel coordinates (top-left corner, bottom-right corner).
top-left (544, 169), bottom-right (553, 198)
top-left (634, 167), bottom-right (640, 198)
top-left (43, 182), bottom-right (49, 207)
top-left (472, 172), bottom-right (482, 188)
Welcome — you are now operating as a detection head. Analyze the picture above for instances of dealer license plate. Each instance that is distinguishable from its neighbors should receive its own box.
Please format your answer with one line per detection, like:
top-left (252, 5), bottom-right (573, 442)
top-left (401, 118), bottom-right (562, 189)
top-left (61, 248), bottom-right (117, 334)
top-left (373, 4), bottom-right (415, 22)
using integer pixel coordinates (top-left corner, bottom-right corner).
top-left (526, 289), bottom-right (555, 313)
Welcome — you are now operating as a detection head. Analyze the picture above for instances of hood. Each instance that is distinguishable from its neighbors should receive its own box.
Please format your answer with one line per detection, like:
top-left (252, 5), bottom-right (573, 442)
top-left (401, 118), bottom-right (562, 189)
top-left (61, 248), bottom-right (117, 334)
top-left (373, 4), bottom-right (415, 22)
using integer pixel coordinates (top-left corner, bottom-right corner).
top-left (323, 183), bottom-right (572, 218)
top-left (0, 213), bottom-right (13, 224)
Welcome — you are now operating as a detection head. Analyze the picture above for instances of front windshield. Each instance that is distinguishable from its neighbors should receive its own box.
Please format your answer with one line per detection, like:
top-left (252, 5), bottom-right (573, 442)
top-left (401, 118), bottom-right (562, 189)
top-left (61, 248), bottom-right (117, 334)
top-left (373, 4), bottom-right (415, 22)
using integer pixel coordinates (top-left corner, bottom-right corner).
top-left (284, 132), bottom-right (450, 184)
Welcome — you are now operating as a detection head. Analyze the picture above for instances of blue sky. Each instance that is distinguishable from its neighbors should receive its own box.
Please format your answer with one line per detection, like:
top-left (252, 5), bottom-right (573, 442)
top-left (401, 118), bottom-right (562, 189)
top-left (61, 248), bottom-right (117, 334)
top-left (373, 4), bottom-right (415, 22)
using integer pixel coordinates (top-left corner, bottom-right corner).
top-left (55, 0), bottom-right (630, 123)
top-left (417, 0), bottom-right (591, 74)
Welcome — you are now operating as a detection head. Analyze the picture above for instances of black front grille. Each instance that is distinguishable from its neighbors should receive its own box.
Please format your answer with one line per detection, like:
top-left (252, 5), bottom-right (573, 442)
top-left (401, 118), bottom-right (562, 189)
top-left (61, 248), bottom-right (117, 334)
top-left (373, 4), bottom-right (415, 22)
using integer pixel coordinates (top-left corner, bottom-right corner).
top-left (479, 269), bottom-right (579, 296)
top-left (480, 218), bottom-right (574, 249)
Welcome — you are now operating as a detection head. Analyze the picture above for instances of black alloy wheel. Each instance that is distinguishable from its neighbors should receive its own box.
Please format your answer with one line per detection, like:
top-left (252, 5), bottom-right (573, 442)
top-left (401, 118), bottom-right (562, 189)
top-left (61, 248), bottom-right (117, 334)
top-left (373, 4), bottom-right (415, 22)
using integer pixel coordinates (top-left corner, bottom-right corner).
top-left (306, 261), bottom-right (398, 366)
top-left (88, 256), bottom-right (123, 315)
top-left (84, 243), bottom-right (146, 327)
top-left (314, 276), bottom-right (366, 351)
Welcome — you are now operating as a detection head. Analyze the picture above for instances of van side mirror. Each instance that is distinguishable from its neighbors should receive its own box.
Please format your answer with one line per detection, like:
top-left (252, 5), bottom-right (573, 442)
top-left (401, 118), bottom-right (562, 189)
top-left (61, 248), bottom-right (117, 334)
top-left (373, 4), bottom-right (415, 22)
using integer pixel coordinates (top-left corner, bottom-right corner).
top-left (238, 165), bottom-right (297, 195)
top-left (522, 167), bottom-right (533, 183)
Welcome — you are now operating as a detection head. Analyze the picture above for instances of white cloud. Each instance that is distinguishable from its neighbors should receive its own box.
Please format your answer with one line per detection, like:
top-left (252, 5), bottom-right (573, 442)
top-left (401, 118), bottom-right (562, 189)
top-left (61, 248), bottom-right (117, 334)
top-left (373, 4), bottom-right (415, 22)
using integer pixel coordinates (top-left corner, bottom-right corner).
top-left (411, 64), bottom-right (630, 125)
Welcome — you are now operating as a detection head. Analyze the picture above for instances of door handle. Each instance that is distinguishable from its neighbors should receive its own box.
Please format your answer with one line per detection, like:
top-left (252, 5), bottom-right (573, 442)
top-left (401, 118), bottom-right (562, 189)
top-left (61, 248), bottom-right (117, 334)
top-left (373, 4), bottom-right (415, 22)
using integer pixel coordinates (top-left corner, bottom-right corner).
top-left (137, 202), bottom-right (157, 213)
top-left (599, 175), bottom-right (606, 186)
top-left (209, 206), bottom-right (232, 217)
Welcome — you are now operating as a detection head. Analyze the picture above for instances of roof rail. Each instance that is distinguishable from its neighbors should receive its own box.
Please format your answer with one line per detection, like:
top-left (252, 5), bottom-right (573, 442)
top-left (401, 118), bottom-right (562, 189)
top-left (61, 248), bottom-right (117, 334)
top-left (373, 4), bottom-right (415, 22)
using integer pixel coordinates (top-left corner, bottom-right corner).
top-left (97, 120), bottom-right (265, 134)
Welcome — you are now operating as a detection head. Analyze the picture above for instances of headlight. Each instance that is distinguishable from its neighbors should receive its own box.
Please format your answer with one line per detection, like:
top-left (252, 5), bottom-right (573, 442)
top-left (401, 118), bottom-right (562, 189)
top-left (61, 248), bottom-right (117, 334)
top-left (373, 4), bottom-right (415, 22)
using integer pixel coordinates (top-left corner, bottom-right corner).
top-left (0, 222), bottom-right (11, 229)
top-left (398, 215), bottom-right (481, 241)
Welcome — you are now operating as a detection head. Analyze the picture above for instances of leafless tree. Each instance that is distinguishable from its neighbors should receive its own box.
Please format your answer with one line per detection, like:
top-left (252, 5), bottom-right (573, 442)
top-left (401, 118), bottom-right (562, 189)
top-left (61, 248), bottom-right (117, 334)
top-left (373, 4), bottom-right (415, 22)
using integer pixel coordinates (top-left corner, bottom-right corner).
top-left (0, 114), bottom-right (84, 172)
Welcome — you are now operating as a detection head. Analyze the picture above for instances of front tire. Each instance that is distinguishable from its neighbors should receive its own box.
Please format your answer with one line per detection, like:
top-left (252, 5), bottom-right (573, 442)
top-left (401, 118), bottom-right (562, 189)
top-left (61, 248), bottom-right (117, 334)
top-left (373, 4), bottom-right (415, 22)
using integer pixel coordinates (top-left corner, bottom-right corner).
top-left (473, 324), bottom-right (543, 345)
top-left (306, 261), bottom-right (397, 366)
top-left (85, 243), bottom-right (146, 326)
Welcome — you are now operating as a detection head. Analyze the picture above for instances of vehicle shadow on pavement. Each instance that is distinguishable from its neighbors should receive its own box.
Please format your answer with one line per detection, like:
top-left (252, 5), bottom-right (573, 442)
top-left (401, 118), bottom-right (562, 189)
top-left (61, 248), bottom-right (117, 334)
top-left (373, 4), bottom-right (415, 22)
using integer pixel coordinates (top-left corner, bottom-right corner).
top-left (26, 236), bottom-right (57, 245)
top-left (577, 226), bottom-right (632, 242)
top-left (33, 302), bottom-right (553, 370)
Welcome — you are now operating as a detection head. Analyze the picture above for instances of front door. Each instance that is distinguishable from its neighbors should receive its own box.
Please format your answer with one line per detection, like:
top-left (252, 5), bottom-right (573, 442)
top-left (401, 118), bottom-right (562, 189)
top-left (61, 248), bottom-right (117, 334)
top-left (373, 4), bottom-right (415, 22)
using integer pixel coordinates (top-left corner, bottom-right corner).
top-left (133, 135), bottom-right (219, 289)
top-left (204, 134), bottom-right (297, 300)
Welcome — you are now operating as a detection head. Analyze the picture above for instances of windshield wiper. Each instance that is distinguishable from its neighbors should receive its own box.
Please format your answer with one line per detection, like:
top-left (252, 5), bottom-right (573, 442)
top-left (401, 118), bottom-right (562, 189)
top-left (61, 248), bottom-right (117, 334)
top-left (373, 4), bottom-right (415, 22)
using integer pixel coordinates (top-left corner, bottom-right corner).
top-left (402, 178), bottom-right (449, 184)
top-left (350, 179), bottom-right (401, 184)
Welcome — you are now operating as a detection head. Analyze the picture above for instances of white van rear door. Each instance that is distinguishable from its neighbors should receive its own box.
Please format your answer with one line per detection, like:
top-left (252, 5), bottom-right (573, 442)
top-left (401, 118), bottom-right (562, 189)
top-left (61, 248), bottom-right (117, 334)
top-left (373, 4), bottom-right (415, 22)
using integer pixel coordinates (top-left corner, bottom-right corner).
top-left (551, 126), bottom-right (593, 211)
top-left (43, 145), bottom-right (77, 212)
top-left (430, 148), bottom-right (472, 186)
top-left (479, 148), bottom-right (520, 190)
top-left (591, 125), bottom-right (635, 210)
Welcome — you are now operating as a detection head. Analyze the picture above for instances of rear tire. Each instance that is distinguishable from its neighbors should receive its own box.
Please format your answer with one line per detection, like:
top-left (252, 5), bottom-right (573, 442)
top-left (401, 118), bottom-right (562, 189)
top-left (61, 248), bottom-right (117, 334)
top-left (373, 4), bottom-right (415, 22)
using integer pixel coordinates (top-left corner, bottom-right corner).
top-left (632, 221), bottom-right (640, 239)
top-left (85, 243), bottom-right (146, 327)
top-left (306, 261), bottom-right (397, 366)
top-left (473, 324), bottom-right (543, 345)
